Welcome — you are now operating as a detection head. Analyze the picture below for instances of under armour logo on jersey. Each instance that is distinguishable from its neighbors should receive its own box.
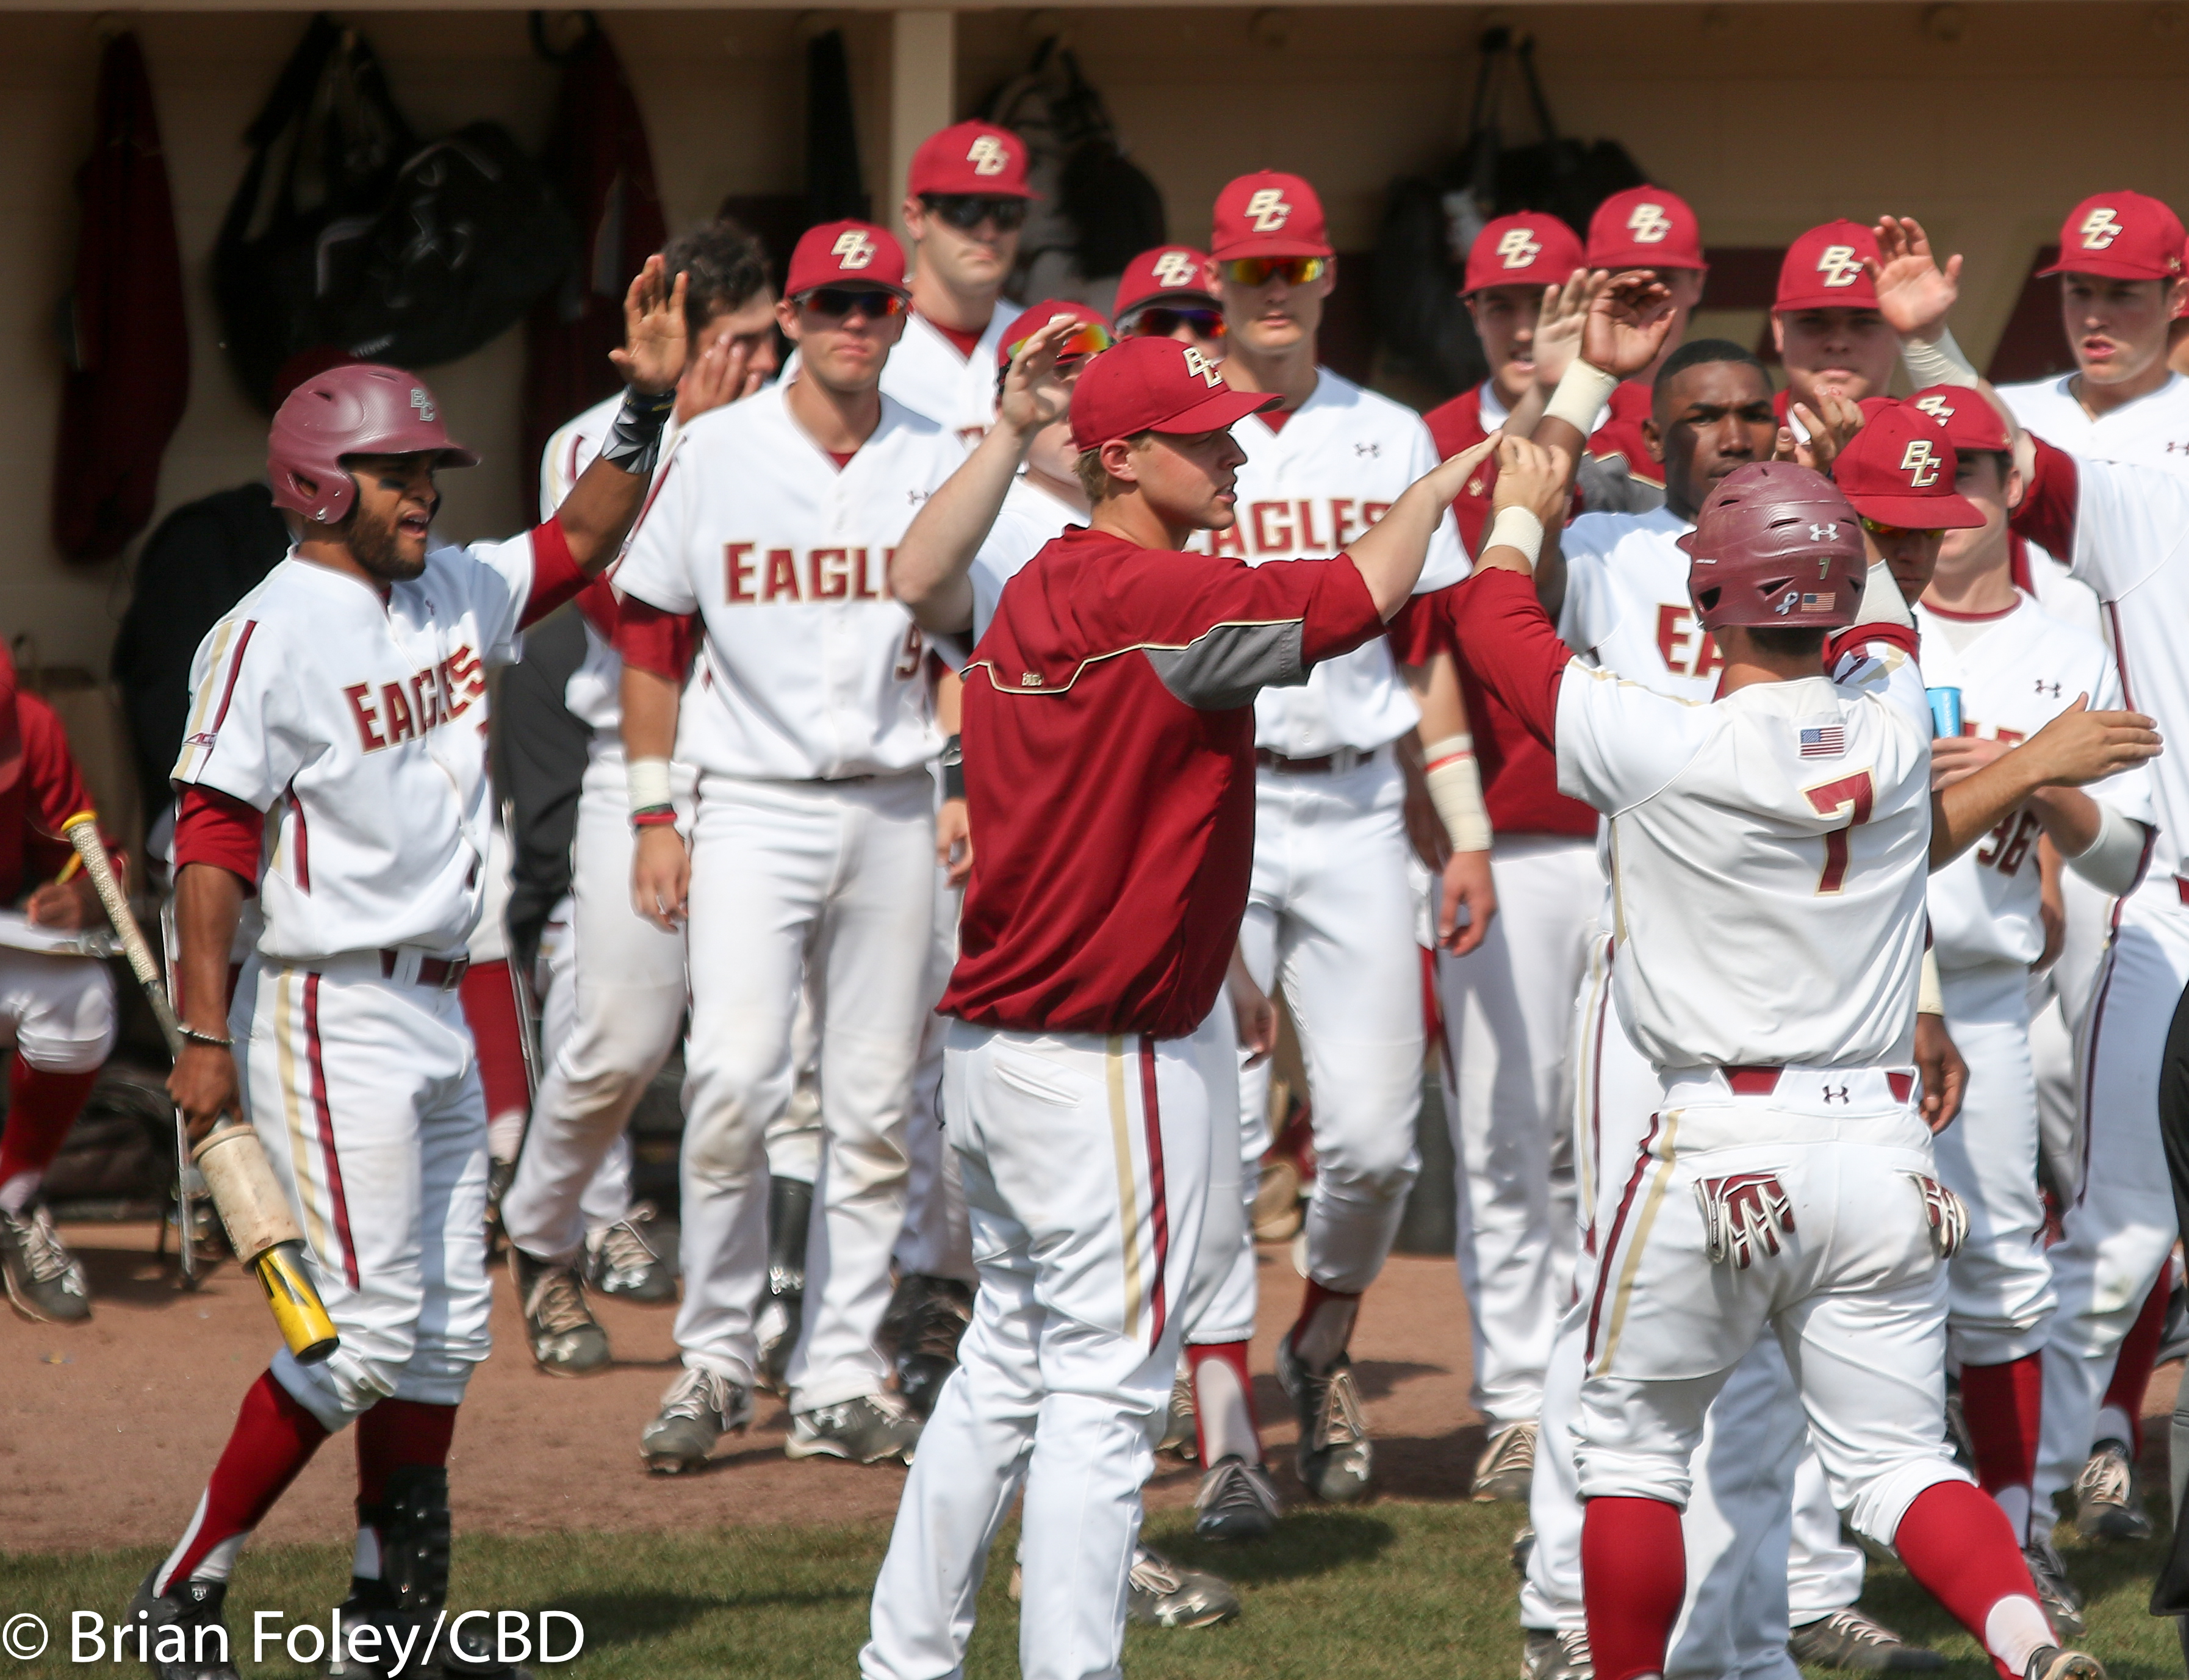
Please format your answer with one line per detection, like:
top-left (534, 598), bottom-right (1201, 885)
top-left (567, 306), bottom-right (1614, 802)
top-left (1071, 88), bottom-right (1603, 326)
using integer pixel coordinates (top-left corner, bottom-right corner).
top-left (1814, 243), bottom-right (1865, 287)
top-left (832, 231), bottom-right (877, 270)
top-left (1697, 1172), bottom-right (1795, 1269)
top-left (1497, 226), bottom-right (1543, 268)
top-left (1354, 441), bottom-right (1381, 458)
top-left (1244, 188), bottom-right (1292, 232)
top-left (1626, 203), bottom-right (1674, 243)
top-left (2079, 207), bottom-right (2124, 250)
top-left (1907, 1173), bottom-right (1968, 1259)
top-left (409, 387), bottom-right (436, 423)
top-left (2035, 678), bottom-right (2062, 697)
top-left (966, 135), bottom-right (1010, 176)
top-left (1822, 1083), bottom-right (1850, 1105)
top-left (1809, 522), bottom-right (1840, 542)
top-left (1900, 439), bottom-right (1944, 487)
top-left (1183, 346), bottom-right (1224, 387)
top-left (1152, 251), bottom-right (1200, 290)
top-left (1914, 394), bottom-right (1956, 421)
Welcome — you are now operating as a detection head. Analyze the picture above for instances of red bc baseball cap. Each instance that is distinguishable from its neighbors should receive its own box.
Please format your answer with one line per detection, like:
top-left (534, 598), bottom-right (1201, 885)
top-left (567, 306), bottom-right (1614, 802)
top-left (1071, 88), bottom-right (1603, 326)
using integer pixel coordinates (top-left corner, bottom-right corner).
top-left (2038, 191), bottom-right (2187, 282)
top-left (1832, 403), bottom-right (1984, 529)
top-left (1465, 212), bottom-right (1584, 295)
top-left (785, 221), bottom-right (910, 301)
top-left (1905, 384), bottom-right (2011, 456)
top-left (1776, 221), bottom-right (1882, 312)
top-left (1069, 336), bottom-right (1276, 451)
top-left (907, 121), bottom-right (1037, 200)
top-left (1588, 187), bottom-right (1705, 272)
top-left (1211, 173), bottom-right (1333, 262)
top-left (1114, 246), bottom-right (1218, 320)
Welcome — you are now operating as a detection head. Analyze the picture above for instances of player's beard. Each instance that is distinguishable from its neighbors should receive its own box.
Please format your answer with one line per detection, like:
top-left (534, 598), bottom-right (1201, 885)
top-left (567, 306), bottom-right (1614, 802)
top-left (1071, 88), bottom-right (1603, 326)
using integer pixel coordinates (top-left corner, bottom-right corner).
top-left (347, 498), bottom-right (431, 583)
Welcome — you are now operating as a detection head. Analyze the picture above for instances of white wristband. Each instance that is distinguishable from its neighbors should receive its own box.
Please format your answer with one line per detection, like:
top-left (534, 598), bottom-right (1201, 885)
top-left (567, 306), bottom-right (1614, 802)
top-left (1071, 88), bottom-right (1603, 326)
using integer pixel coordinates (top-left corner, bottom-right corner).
top-left (1544, 358), bottom-right (1621, 438)
top-left (627, 756), bottom-right (674, 816)
top-left (1423, 734), bottom-right (1493, 853)
top-left (2066, 803), bottom-right (2148, 897)
top-left (1918, 947), bottom-right (1944, 1018)
top-left (1485, 506), bottom-right (1545, 572)
top-left (1900, 327), bottom-right (1979, 391)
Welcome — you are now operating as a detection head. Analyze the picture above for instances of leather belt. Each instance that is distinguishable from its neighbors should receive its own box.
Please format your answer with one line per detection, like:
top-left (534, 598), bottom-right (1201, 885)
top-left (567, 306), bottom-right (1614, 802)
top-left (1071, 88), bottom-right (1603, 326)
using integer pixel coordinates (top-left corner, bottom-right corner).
top-left (1255, 744), bottom-right (1379, 775)
top-left (1722, 1064), bottom-right (1915, 1104)
top-left (381, 949), bottom-right (469, 990)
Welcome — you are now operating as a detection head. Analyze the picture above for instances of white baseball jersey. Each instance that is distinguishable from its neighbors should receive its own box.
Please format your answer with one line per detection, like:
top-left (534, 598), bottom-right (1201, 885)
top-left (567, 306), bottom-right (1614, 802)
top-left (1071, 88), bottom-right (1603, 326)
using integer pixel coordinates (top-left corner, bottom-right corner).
top-left (879, 309), bottom-right (1010, 448)
top-left (1998, 372), bottom-right (2189, 479)
top-left (614, 382), bottom-right (965, 780)
top-left (1558, 645), bottom-right (1933, 1072)
top-left (1559, 506), bottom-right (1720, 703)
top-left (969, 476), bottom-right (1081, 642)
top-left (174, 536), bottom-right (543, 961)
top-left (1914, 594), bottom-right (2152, 969)
top-left (2041, 454), bottom-right (2189, 877)
top-left (538, 391), bottom-right (641, 732)
top-left (1195, 368), bottom-right (1470, 756)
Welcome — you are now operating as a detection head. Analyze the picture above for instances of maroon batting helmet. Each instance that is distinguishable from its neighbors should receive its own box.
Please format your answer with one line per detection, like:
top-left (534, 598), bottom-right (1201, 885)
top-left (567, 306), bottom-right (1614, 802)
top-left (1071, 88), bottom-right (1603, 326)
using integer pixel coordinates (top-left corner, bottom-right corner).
top-left (267, 364), bottom-right (479, 524)
top-left (1678, 461), bottom-right (1866, 632)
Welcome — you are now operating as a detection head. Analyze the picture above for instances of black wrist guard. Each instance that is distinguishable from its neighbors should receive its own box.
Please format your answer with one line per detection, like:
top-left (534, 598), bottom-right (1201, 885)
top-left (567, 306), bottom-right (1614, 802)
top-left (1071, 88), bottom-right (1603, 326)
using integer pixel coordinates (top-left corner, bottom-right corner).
top-left (599, 386), bottom-right (676, 476)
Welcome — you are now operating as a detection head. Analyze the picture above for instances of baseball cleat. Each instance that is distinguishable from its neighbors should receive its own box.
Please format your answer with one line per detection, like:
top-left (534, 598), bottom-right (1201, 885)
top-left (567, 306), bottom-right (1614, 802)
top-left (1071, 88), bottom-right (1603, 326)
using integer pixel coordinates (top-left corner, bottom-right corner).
top-left (0, 1201), bottom-right (90, 1323)
top-left (1522, 1626), bottom-right (1594, 1680)
top-left (891, 1276), bottom-right (974, 1419)
top-left (1276, 1330), bottom-right (1374, 1502)
top-left (128, 1569), bottom-right (240, 1680)
top-left (583, 1205), bottom-right (677, 1305)
top-left (1786, 1608), bottom-right (1946, 1671)
top-left (2073, 1438), bottom-right (2154, 1542)
top-left (1193, 1454), bottom-right (1281, 1541)
top-left (640, 1366), bottom-right (750, 1473)
top-left (1509, 1523), bottom-right (1536, 1577)
top-left (786, 1391), bottom-right (921, 1465)
top-left (483, 1157), bottom-right (515, 1252)
top-left (1158, 1368), bottom-right (1198, 1459)
top-left (509, 1248), bottom-right (609, 1376)
top-left (2022, 1647), bottom-right (2104, 1680)
top-left (1128, 1544), bottom-right (1240, 1628)
top-left (2021, 1535), bottom-right (2088, 1641)
top-left (1472, 1419), bottom-right (1538, 1503)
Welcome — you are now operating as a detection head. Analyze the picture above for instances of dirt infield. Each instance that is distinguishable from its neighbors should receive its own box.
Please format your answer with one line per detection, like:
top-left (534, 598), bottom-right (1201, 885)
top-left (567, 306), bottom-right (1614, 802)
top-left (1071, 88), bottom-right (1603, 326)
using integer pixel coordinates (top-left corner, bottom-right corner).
top-left (2, 1226), bottom-right (1503, 1554)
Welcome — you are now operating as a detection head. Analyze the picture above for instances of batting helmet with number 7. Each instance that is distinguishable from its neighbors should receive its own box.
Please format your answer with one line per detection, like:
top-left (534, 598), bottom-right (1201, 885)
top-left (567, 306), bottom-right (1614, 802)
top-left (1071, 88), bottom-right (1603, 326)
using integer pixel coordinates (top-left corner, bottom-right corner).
top-left (1677, 461), bottom-right (1868, 633)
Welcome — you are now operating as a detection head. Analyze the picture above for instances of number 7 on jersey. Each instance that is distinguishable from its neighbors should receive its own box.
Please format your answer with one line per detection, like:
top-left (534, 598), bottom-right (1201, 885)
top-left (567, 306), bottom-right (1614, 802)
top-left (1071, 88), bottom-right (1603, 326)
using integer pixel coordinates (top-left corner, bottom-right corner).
top-left (1802, 770), bottom-right (1875, 894)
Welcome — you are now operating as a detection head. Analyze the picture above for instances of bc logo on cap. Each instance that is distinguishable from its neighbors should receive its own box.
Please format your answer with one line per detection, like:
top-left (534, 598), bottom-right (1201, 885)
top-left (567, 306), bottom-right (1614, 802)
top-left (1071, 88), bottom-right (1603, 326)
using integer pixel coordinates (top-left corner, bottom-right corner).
top-left (1627, 203), bottom-right (1673, 243)
top-left (1245, 188), bottom-right (1293, 232)
top-left (1900, 439), bottom-right (1943, 488)
top-left (1815, 245), bottom-right (1864, 287)
top-left (2079, 207), bottom-right (2124, 251)
top-left (409, 388), bottom-right (436, 422)
top-left (833, 231), bottom-right (877, 270)
top-left (1152, 251), bottom-right (1200, 290)
top-left (1498, 227), bottom-right (1542, 268)
top-left (1184, 346), bottom-right (1224, 387)
top-left (967, 135), bottom-right (1009, 176)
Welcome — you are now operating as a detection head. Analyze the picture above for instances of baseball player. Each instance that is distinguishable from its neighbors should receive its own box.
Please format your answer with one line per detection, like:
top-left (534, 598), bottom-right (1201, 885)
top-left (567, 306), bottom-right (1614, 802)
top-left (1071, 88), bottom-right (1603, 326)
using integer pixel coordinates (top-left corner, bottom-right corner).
top-left (883, 120), bottom-right (1036, 442)
top-left (1112, 245), bottom-right (1227, 358)
top-left (501, 217), bottom-right (778, 1376)
top-left (1772, 221), bottom-right (1899, 423)
top-left (137, 261), bottom-right (686, 1677)
top-left (0, 644), bottom-right (120, 1324)
top-left (613, 220), bottom-right (970, 1472)
top-left (1173, 168), bottom-right (1481, 1525)
top-left (1453, 433), bottom-right (2152, 1680)
top-left (860, 331), bottom-right (1495, 1680)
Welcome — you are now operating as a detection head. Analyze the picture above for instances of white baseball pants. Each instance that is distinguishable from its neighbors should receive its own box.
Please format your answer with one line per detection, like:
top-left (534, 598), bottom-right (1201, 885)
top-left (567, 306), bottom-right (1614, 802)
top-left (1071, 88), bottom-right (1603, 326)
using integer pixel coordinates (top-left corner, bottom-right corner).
top-left (231, 955), bottom-right (494, 1431)
top-left (2036, 871), bottom-right (2189, 1509)
top-left (529, 895), bottom-right (634, 1233)
top-left (892, 849), bottom-right (975, 1287)
top-left (1440, 833), bottom-right (1598, 1426)
top-left (862, 1011), bottom-right (1233, 1680)
top-left (2030, 867), bottom-right (2114, 1205)
top-left (501, 745), bottom-right (688, 1265)
top-left (677, 769), bottom-right (935, 1410)
top-left (0, 946), bottom-right (117, 1073)
top-left (1932, 960), bottom-right (2054, 1365)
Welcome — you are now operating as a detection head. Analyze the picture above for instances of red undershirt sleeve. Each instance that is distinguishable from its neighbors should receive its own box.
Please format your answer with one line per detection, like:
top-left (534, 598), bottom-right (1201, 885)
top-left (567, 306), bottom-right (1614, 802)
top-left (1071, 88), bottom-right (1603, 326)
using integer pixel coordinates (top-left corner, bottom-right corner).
top-left (1447, 569), bottom-right (1573, 751)
top-left (173, 785), bottom-right (265, 891)
top-left (519, 517), bottom-right (590, 629)
top-left (614, 597), bottom-right (698, 681)
top-left (2008, 436), bottom-right (2078, 561)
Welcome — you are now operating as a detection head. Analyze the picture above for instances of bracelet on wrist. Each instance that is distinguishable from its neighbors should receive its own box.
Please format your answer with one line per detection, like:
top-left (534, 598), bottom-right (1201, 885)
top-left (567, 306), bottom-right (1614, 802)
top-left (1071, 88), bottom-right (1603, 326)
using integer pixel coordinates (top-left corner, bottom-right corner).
top-left (631, 805), bottom-right (679, 830)
top-left (179, 1024), bottom-right (233, 1050)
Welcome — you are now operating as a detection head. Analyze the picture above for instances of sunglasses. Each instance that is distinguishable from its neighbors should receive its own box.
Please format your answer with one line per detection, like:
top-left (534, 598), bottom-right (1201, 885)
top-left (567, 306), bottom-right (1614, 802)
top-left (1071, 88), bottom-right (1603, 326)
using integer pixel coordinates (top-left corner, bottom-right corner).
top-left (1120, 306), bottom-right (1226, 340)
top-left (924, 195), bottom-right (1029, 234)
top-left (797, 288), bottom-right (906, 321)
top-left (1004, 321), bottom-right (1115, 364)
top-left (1219, 256), bottom-right (1328, 287)
top-left (1858, 514), bottom-right (1946, 540)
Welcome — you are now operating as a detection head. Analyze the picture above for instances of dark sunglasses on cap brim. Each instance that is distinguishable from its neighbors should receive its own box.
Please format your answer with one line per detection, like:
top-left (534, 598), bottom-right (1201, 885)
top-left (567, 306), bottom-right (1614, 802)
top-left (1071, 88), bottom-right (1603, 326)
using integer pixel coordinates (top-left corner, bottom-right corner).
top-left (1119, 306), bottom-right (1226, 340)
top-left (924, 195), bottom-right (1030, 233)
top-left (1859, 514), bottom-right (1946, 540)
top-left (1219, 256), bottom-right (1328, 287)
top-left (796, 288), bottom-right (907, 321)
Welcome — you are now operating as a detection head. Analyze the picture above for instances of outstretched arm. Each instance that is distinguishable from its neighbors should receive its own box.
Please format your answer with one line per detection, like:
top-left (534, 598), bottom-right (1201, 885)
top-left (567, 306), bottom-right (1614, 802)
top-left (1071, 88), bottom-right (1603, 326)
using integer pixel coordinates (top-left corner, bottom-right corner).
top-left (1871, 215), bottom-right (2022, 441)
top-left (1931, 696), bottom-right (2161, 867)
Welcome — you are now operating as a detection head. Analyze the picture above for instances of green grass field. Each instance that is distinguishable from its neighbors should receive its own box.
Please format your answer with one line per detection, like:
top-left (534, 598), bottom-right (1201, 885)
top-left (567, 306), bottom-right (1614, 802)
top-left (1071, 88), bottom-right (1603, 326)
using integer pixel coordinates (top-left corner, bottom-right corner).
top-left (3, 1504), bottom-right (2180, 1679)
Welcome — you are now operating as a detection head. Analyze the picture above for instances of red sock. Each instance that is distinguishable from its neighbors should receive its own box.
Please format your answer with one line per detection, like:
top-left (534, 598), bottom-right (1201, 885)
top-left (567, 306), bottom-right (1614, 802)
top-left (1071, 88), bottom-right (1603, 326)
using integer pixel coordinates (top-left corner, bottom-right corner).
top-left (1581, 1496), bottom-right (1686, 1680)
top-left (156, 1372), bottom-right (329, 1592)
top-left (1892, 1480), bottom-right (2052, 1678)
top-left (1961, 1355), bottom-right (2043, 1498)
top-left (2100, 1268), bottom-right (2172, 1457)
top-left (1289, 1278), bottom-right (1361, 1372)
top-left (1187, 1341), bottom-right (1260, 1464)
top-left (457, 961), bottom-right (530, 1129)
top-left (357, 1398), bottom-right (458, 1507)
top-left (0, 1060), bottom-right (99, 1210)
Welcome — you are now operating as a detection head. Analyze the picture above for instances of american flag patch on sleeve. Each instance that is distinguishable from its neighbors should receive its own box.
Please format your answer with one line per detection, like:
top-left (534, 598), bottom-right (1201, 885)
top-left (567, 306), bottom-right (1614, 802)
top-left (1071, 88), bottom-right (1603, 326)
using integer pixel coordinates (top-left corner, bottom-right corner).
top-left (1799, 725), bottom-right (1846, 758)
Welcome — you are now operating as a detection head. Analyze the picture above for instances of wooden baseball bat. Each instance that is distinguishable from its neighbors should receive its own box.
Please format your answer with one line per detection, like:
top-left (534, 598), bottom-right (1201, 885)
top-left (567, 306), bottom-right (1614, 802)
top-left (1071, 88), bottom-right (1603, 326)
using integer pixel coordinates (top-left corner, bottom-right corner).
top-left (63, 816), bottom-right (338, 1363)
